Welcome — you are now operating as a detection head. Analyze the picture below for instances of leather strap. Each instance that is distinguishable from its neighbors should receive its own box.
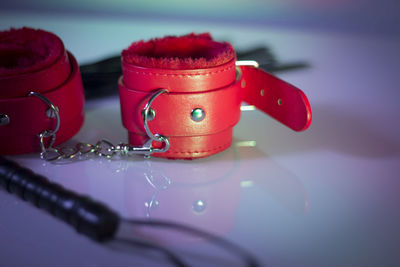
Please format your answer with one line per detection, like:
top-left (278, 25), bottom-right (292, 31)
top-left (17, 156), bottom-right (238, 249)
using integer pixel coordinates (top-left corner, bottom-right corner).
top-left (119, 35), bottom-right (312, 159)
top-left (239, 66), bottom-right (312, 132)
top-left (0, 50), bottom-right (71, 99)
top-left (0, 28), bottom-right (85, 155)
top-left (122, 59), bottom-right (237, 93)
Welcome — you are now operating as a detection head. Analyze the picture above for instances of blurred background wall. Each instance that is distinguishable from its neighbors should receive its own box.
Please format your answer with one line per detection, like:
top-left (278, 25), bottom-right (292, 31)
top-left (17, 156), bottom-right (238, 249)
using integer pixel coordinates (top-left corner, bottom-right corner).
top-left (1, 0), bottom-right (399, 36)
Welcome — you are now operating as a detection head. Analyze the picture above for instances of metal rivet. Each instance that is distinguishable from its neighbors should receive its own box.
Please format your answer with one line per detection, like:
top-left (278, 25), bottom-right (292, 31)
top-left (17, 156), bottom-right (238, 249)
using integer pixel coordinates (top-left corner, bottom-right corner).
top-left (142, 108), bottom-right (156, 121)
top-left (192, 200), bottom-right (206, 213)
top-left (191, 108), bottom-right (205, 122)
top-left (277, 99), bottom-right (282, 106)
top-left (241, 80), bottom-right (246, 88)
top-left (260, 89), bottom-right (265, 96)
top-left (46, 106), bottom-right (59, 118)
top-left (0, 113), bottom-right (10, 126)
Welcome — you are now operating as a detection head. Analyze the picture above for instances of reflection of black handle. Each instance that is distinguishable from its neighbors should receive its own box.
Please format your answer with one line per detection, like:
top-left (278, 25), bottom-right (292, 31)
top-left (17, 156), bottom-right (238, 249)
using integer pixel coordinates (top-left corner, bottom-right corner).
top-left (0, 156), bottom-right (260, 266)
top-left (0, 156), bottom-right (119, 242)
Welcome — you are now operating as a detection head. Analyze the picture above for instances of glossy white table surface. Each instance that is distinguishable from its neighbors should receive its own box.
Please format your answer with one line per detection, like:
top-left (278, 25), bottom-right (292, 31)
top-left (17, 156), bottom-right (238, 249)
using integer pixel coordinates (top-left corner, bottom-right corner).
top-left (1, 11), bottom-right (400, 267)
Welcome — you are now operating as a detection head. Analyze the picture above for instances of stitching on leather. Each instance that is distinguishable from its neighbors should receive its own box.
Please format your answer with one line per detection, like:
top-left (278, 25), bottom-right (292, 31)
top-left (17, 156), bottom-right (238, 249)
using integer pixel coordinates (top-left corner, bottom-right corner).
top-left (167, 140), bottom-right (231, 155)
top-left (129, 65), bottom-right (235, 78)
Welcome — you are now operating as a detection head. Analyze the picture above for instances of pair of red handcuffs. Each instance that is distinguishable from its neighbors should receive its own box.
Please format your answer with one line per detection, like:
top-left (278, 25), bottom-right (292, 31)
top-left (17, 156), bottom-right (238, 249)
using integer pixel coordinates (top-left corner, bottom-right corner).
top-left (0, 28), bottom-right (311, 159)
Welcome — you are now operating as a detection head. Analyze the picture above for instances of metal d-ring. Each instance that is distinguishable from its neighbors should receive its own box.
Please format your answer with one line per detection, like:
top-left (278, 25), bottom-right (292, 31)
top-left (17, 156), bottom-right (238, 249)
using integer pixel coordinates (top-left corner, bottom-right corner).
top-left (28, 91), bottom-right (62, 160)
top-left (28, 91), bottom-right (60, 138)
top-left (142, 89), bottom-right (170, 153)
top-left (25, 89), bottom-right (171, 162)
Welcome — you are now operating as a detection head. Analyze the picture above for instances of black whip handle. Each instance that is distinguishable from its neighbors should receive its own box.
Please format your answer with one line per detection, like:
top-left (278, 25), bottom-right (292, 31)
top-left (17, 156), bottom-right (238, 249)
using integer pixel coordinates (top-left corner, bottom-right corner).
top-left (0, 156), bottom-right (119, 242)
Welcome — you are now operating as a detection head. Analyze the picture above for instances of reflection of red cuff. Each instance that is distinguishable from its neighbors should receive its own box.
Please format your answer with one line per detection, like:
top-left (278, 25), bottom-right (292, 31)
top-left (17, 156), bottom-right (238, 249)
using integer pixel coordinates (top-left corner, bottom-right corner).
top-left (119, 33), bottom-right (312, 159)
top-left (0, 28), bottom-right (85, 155)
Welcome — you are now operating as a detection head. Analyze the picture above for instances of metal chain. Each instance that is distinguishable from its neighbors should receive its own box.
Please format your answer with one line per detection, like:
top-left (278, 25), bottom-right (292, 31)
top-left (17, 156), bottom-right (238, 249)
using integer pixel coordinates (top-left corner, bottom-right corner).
top-left (29, 89), bottom-right (170, 162)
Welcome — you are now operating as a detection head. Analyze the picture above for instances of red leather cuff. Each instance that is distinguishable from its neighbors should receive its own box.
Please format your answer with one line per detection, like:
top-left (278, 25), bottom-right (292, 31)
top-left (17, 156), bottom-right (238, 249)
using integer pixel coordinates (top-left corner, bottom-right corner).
top-left (119, 33), bottom-right (312, 159)
top-left (0, 28), bottom-right (85, 155)
top-left (119, 59), bottom-right (241, 158)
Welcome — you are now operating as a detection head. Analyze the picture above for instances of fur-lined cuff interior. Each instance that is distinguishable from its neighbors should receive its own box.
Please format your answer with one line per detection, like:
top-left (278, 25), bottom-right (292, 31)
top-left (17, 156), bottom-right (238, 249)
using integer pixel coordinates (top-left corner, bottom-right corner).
top-left (0, 27), bottom-right (63, 76)
top-left (122, 33), bottom-right (235, 70)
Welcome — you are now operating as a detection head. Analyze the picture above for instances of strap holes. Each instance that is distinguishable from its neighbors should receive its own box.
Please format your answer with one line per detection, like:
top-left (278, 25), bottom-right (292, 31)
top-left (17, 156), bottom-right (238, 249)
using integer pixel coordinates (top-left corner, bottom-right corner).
top-left (241, 80), bottom-right (246, 88)
top-left (277, 99), bottom-right (282, 106)
top-left (260, 89), bottom-right (265, 96)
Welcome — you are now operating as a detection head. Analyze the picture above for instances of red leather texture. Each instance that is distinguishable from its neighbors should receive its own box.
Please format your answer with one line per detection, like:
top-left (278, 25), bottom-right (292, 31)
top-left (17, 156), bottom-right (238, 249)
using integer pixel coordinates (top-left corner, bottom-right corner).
top-left (122, 59), bottom-right (237, 93)
top-left (0, 28), bottom-right (70, 99)
top-left (119, 34), bottom-right (312, 159)
top-left (119, 58), bottom-right (241, 159)
top-left (239, 66), bottom-right (312, 132)
top-left (0, 50), bottom-right (71, 99)
top-left (0, 28), bottom-right (85, 155)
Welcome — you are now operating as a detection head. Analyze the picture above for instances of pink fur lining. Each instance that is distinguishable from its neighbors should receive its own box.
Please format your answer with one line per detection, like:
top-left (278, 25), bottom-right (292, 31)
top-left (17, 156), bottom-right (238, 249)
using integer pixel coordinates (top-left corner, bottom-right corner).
top-left (122, 33), bottom-right (235, 69)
